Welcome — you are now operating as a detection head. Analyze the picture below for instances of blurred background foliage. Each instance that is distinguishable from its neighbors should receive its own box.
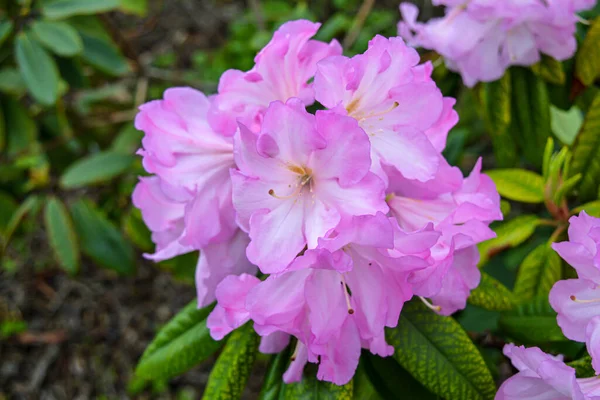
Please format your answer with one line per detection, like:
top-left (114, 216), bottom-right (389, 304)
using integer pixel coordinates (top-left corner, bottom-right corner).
top-left (2, 0), bottom-right (600, 398)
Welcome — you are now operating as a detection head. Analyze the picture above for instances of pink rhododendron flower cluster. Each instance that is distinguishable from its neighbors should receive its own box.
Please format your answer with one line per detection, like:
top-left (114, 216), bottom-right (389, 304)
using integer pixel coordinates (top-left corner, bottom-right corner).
top-left (550, 212), bottom-right (600, 375)
top-left (496, 344), bottom-right (600, 400)
top-left (398, 0), bottom-right (595, 86)
top-left (133, 20), bottom-right (502, 385)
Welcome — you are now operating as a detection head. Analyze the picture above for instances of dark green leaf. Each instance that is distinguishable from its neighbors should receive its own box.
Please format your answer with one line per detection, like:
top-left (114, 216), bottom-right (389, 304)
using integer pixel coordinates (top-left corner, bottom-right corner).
top-left (60, 151), bottom-right (134, 189)
top-left (122, 207), bottom-right (153, 251)
top-left (1, 195), bottom-right (41, 252)
top-left (202, 323), bottom-right (260, 400)
top-left (279, 370), bottom-right (354, 400)
top-left (31, 21), bottom-right (83, 56)
top-left (42, 0), bottom-right (120, 19)
top-left (69, 199), bottom-right (135, 275)
top-left (468, 272), bottom-right (514, 311)
top-left (259, 349), bottom-right (291, 400)
top-left (44, 197), bottom-right (80, 275)
top-left (135, 300), bottom-right (220, 380)
top-left (478, 215), bottom-right (541, 266)
top-left (2, 97), bottom-right (37, 156)
top-left (0, 191), bottom-right (17, 233)
top-left (480, 73), bottom-right (517, 167)
top-left (499, 297), bottom-right (566, 344)
top-left (571, 93), bottom-right (600, 201)
top-left (576, 16), bottom-right (600, 86)
top-left (513, 244), bottom-right (562, 303)
top-left (0, 68), bottom-right (26, 95)
top-left (386, 300), bottom-right (496, 400)
top-left (531, 55), bottom-right (565, 85)
top-left (352, 359), bottom-right (383, 400)
top-left (79, 31), bottom-right (130, 76)
top-left (111, 123), bottom-right (143, 154)
top-left (0, 19), bottom-right (13, 46)
top-left (486, 169), bottom-right (545, 203)
top-left (568, 356), bottom-right (595, 378)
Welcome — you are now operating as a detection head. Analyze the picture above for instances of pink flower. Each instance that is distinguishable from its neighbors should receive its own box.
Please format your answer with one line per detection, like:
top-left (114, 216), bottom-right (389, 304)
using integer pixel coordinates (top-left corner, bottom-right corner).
top-left (231, 98), bottom-right (388, 273)
top-left (496, 344), bottom-right (600, 400)
top-left (209, 20), bottom-right (342, 136)
top-left (387, 159), bottom-right (502, 315)
top-left (314, 35), bottom-right (457, 184)
top-left (399, 1), bottom-right (592, 87)
top-left (207, 213), bottom-right (438, 385)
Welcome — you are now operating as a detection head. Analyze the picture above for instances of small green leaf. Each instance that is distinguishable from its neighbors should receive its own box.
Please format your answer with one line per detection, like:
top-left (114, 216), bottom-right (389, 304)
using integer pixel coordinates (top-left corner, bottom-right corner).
top-left (69, 199), bottom-right (135, 275)
top-left (135, 300), bottom-right (220, 381)
top-left (202, 323), bottom-right (260, 400)
top-left (111, 123), bottom-right (143, 154)
top-left (1, 195), bottom-right (41, 252)
top-left (119, 0), bottom-right (148, 16)
top-left (478, 215), bottom-right (541, 266)
top-left (122, 207), bottom-right (153, 251)
top-left (550, 106), bottom-right (583, 146)
top-left (531, 55), bottom-right (566, 85)
top-left (15, 31), bottom-right (60, 105)
top-left (468, 272), bottom-right (515, 311)
top-left (79, 31), bottom-right (130, 76)
top-left (499, 297), bottom-right (566, 344)
top-left (60, 151), bottom-right (134, 189)
top-left (30, 21), bottom-right (83, 56)
top-left (480, 73), bottom-right (517, 167)
top-left (44, 197), bottom-right (80, 275)
top-left (573, 201), bottom-right (600, 217)
top-left (42, 0), bottom-right (120, 19)
top-left (485, 169), bottom-right (545, 203)
top-left (279, 371), bottom-right (354, 400)
top-left (571, 93), bottom-right (600, 201)
top-left (0, 191), bottom-right (17, 233)
top-left (386, 300), bottom-right (496, 400)
top-left (576, 16), bottom-right (600, 86)
top-left (0, 68), bottom-right (26, 95)
top-left (513, 244), bottom-right (562, 303)
top-left (2, 97), bottom-right (37, 156)
top-left (567, 356), bottom-right (595, 378)
top-left (0, 19), bottom-right (14, 46)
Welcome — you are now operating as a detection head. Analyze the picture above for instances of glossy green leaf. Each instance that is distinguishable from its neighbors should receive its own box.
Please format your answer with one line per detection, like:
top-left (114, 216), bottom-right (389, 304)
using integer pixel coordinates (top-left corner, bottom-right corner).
top-left (69, 199), bottom-right (135, 275)
top-left (573, 201), bottom-right (600, 217)
top-left (279, 371), bottom-right (354, 400)
top-left (478, 215), bottom-right (541, 266)
top-left (42, 0), bottom-right (120, 19)
top-left (15, 31), bottom-right (60, 106)
top-left (486, 169), bottom-right (545, 203)
top-left (468, 272), bottom-right (515, 311)
top-left (480, 73), bottom-right (516, 167)
top-left (44, 197), bottom-right (79, 275)
top-left (0, 19), bottom-right (13, 46)
top-left (576, 16), bottom-right (600, 86)
top-left (79, 31), bottom-right (130, 76)
top-left (2, 97), bottom-right (37, 156)
top-left (513, 244), bottom-right (562, 303)
top-left (0, 68), bottom-right (26, 96)
top-left (499, 297), bottom-right (566, 344)
top-left (568, 356), bottom-right (595, 378)
top-left (202, 323), bottom-right (260, 400)
top-left (135, 300), bottom-right (220, 380)
top-left (60, 151), bottom-right (134, 189)
top-left (531, 55), bottom-right (565, 85)
top-left (550, 106), bottom-right (583, 146)
top-left (510, 67), bottom-right (551, 168)
top-left (31, 21), bottom-right (83, 56)
top-left (386, 300), bottom-right (496, 400)
top-left (571, 93), bottom-right (600, 201)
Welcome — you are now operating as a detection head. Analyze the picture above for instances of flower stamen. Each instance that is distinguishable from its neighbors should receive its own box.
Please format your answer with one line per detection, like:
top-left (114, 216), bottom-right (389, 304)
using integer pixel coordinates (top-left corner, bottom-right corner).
top-left (419, 296), bottom-right (441, 312)
top-left (570, 295), bottom-right (600, 304)
top-left (340, 275), bottom-right (355, 315)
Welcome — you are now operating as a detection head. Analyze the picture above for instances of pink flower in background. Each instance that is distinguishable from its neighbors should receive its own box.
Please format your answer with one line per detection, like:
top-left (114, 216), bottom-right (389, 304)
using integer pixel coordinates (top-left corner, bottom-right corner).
top-left (231, 98), bottom-right (387, 273)
top-left (398, 0), bottom-right (593, 86)
top-left (496, 344), bottom-right (600, 400)
top-left (209, 20), bottom-right (342, 136)
top-left (314, 35), bottom-right (457, 184)
top-left (550, 212), bottom-right (600, 375)
top-left (387, 159), bottom-right (502, 315)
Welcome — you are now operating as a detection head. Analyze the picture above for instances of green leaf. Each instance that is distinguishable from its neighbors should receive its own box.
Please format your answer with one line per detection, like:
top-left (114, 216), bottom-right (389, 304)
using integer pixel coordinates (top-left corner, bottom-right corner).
top-left (531, 55), bottom-right (566, 85)
top-left (513, 244), bottom-right (562, 303)
top-left (0, 68), bottom-right (26, 96)
top-left (510, 67), bottom-right (551, 168)
top-left (44, 197), bottom-right (80, 275)
top-left (30, 21), bottom-right (83, 56)
top-left (573, 200), bottom-right (600, 217)
top-left (79, 31), bottom-right (130, 76)
top-left (386, 300), bottom-right (496, 400)
top-left (69, 199), bottom-right (135, 275)
top-left (42, 0), bottom-right (120, 19)
top-left (1, 195), bottom-right (41, 252)
top-left (111, 123), bottom-right (143, 154)
top-left (135, 300), bottom-right (221, 380)
top-left (279, 371), bottom-right (354, 400)
top-left (478, 215), bottom-right (541, 266)
top-left (576, 16), bottom-right (600, 86)
top-left (60, 151), bottom-right (134, 189)
top-left (1, 97), bottom-right (37, 156)
top-left (480, 73), bottom-right (517, 167)
top-left (485, 169), bottom-right (545, 203)
top-left (0, 191), bottom-right (17, 233)
top-left (571, 93), bottom-right (600, 201)
top-left (550, 106), bottom-right (583, 146)
top-left (122, 207), bottom-right (153, 251)
top-left (567, 356), bottom-right (595, 378)
top-left (259, 349), bottom-right (292, 400)
top-left (352, 359), bottom-right (383, 400)
top-left (468, 272), bottom-right (514, 311)
top-left (202, 323), bottom-right (260, 400)
top-left (0, 19), bottom-right (14, 46)
top-left (15, 31), bottom-right (60, 106)
top-left (119, 0), bottom-right (148, 16)
top-left (499, 297), bottom-right (566, 344)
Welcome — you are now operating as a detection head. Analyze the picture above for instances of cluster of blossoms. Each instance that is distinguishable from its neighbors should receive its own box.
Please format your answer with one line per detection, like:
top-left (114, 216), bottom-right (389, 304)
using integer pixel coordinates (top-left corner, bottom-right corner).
top-left (133, 20), bottom-right (502, 384)
top-left (398, 0), bottom-right (595, 86)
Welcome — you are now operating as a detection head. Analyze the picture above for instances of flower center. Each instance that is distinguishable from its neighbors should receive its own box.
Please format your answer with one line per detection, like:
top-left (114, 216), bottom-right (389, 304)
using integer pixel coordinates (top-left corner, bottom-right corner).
top-left (268, 165), bottom-right (313, 200)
